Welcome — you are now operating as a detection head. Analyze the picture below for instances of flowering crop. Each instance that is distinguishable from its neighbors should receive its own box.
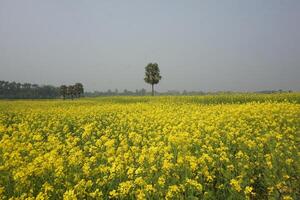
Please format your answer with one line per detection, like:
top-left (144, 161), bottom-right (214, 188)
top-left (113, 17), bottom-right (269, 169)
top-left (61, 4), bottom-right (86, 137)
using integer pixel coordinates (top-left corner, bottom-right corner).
top-left (0, 94), bottom-right (299, 199)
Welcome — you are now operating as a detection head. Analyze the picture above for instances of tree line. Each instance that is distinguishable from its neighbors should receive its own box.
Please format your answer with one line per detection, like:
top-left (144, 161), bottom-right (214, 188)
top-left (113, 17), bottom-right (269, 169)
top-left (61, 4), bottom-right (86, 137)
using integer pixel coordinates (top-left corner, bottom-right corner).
top-left (0, 80), bottom-right (60, 99)
top-left (85, 88), bottom-right (148, 97)
top-left (59, 83), bottom-right (84, 100)
top-left (1, 63), bottom-right (293, 99)
top-left (0, 62), bottom-right (162, 99)
top-left (0, 80), bottom-right (84, 99)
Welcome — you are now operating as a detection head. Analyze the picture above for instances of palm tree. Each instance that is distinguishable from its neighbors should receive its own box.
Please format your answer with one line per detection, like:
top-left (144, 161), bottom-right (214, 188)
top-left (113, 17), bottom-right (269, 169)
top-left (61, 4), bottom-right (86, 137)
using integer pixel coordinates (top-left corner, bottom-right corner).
top-left (144, 63), bottom-right (162, 96)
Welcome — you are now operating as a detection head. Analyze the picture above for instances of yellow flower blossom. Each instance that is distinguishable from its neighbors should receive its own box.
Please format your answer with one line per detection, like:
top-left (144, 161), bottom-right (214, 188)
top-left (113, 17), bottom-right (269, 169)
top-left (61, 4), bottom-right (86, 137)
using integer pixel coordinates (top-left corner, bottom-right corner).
top-left (0, 94), bottom-right (299, 199)
top-left (230, 179), bottom-right (242, 192)
top-left (63, 190), bottom-right (77, 200)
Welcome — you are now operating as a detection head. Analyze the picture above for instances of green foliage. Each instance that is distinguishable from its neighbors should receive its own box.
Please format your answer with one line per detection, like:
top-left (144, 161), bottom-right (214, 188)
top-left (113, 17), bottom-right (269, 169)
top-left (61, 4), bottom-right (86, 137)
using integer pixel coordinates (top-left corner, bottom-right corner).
top-left (0, 80), bottom-right (59, 99)
top-left (144, 63), bottom-right (162, 96)
top-left (60, 85), bottom-right (67, 99)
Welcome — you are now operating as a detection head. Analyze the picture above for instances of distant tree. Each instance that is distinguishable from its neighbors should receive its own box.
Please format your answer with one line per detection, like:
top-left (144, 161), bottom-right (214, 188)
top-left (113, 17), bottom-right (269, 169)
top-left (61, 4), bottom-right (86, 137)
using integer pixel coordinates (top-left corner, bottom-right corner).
top-left (114, 89), bottom-right (118, 95)
top-left (67, 85), bottom-right (76, 100)
top-left (60, 85), bottom-right (68, 100)
top-left (31, 84), bottom-right (38, 97)
top-left (144, 63), bottom-right (162, 96)
top-left (0, 80), bottom-right (61, 99)
top-left (107, 89), bottom-right (112, 96)
top-left (16, 82), bottom-right (22, 94)
top-left (0, 81), bottom-right (5, 96)
top-left (22, 83), bottom-right (31, 90)
top-left (140, 88), bottom-right (146, 96)
top-left (74, 83), bottom-right (84, 98)
top-left (10, 82), bottom-right (17, 94)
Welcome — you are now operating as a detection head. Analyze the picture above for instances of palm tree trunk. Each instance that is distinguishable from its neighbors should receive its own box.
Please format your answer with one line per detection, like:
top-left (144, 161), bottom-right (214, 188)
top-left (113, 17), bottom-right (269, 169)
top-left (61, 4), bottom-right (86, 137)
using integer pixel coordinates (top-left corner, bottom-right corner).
top-left (152, 84), bottom-right (154, 96)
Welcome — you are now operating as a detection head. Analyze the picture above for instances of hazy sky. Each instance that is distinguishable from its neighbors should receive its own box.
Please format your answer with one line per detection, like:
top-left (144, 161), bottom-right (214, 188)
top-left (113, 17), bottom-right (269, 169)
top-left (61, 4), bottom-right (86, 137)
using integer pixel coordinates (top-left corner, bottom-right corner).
top-left (0, 0), bottom-right (299, 92)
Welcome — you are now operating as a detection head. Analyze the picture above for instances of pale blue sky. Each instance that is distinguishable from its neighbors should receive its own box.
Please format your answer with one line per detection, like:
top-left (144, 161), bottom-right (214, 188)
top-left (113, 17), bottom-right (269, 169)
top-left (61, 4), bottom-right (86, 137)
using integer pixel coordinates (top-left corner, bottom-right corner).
top-left (0, 0), bottom-right (299, 92)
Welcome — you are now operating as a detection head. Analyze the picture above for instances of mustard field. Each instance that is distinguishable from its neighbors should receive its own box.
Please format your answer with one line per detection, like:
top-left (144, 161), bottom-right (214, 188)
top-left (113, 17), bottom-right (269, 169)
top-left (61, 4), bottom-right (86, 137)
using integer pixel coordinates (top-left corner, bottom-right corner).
top-left (0, 94), bottom-right (299, 199)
